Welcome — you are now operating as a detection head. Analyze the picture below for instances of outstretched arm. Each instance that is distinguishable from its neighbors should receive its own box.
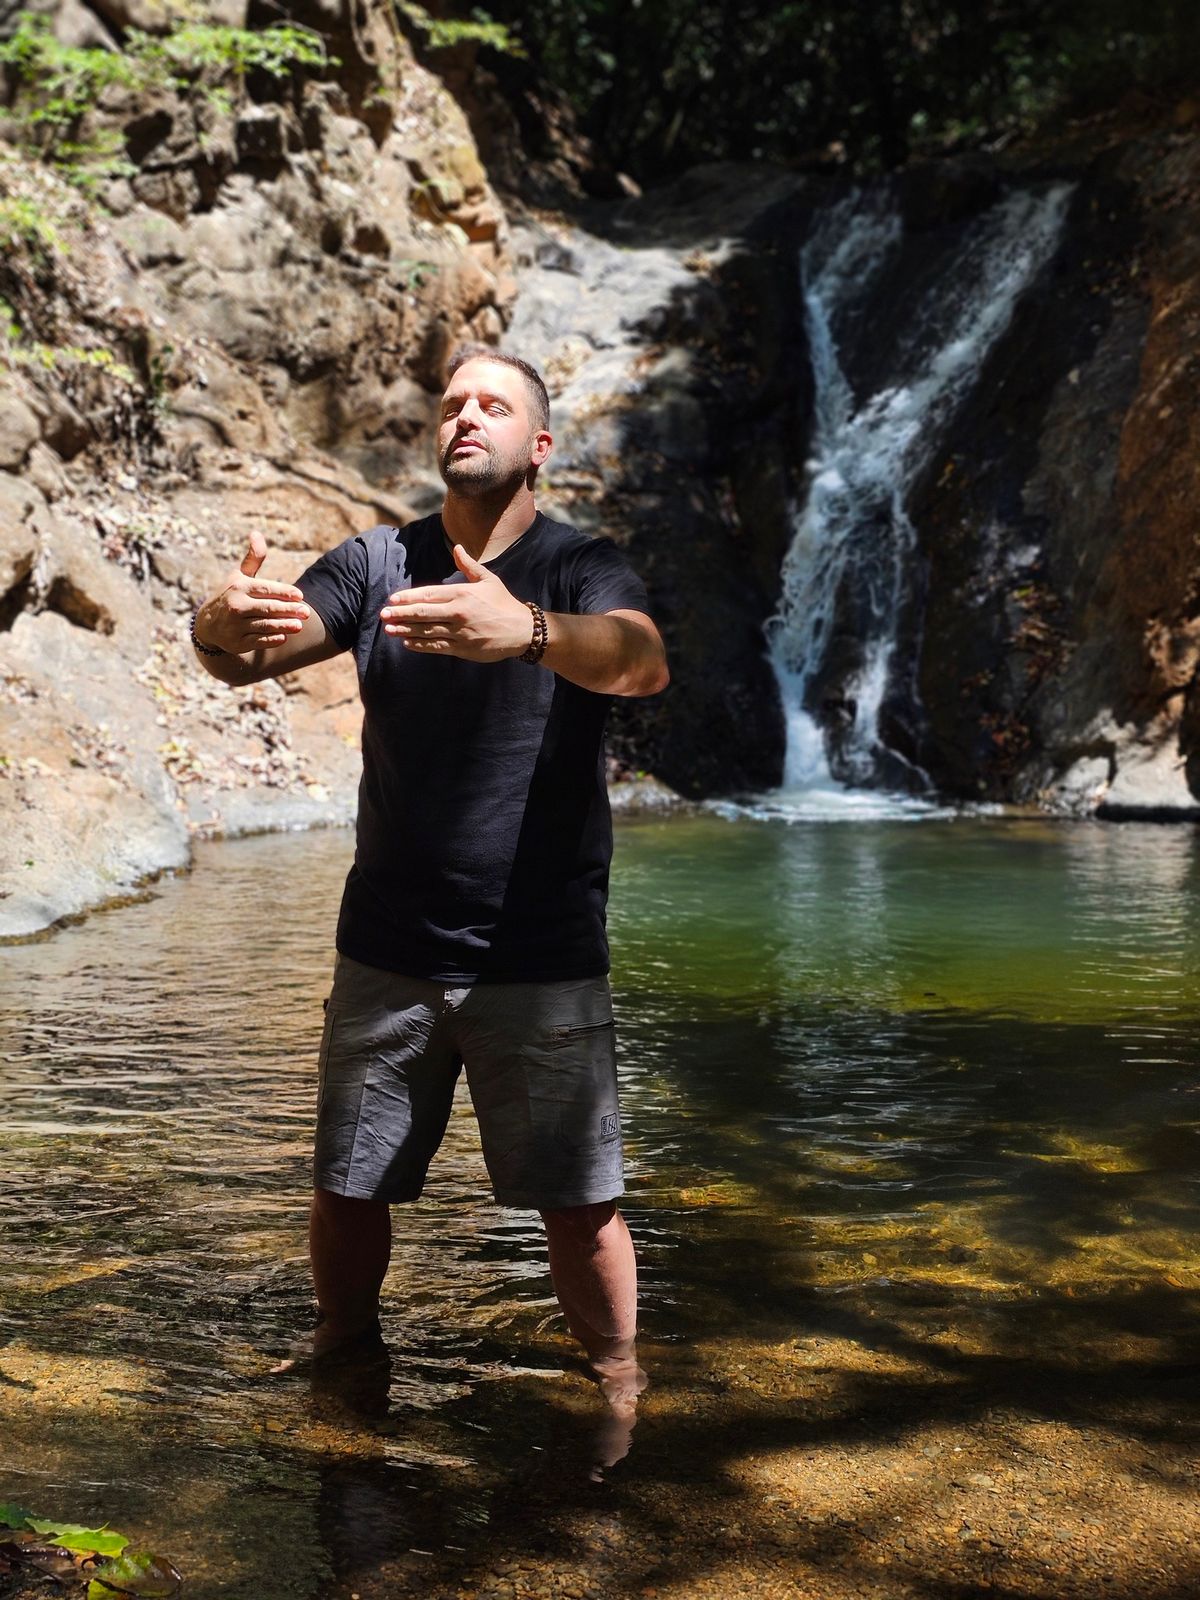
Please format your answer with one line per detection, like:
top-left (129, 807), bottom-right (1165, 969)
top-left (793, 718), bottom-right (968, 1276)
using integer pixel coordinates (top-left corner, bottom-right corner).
top-left (380, 544), bottom-right (669, 698)
top-left (538, 609), bottom-right (668, 697)
top-left (191, 532), bottom-right (342, 685)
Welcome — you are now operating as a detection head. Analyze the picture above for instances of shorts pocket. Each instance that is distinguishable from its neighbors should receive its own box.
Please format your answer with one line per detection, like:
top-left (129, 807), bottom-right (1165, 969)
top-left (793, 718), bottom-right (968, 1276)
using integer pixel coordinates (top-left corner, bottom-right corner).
top-left (545, 1025), bottom-right (619, 1154)
top-left (315, 1000), bottom-right (337, 1115)
top-left (549, 1019), bottom-right (615, 1046)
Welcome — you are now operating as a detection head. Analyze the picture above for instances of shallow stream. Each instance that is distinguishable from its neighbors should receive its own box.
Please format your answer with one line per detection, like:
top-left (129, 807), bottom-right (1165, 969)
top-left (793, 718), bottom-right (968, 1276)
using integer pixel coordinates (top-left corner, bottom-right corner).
top-left (2, 815), bottom-right (1198, 1597)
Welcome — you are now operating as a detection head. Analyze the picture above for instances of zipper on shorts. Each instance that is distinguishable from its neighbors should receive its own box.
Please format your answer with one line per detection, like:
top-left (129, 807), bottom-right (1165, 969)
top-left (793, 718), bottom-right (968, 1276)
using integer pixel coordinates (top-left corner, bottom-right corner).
top-left (550, 1019), bottom-right (614, 1041)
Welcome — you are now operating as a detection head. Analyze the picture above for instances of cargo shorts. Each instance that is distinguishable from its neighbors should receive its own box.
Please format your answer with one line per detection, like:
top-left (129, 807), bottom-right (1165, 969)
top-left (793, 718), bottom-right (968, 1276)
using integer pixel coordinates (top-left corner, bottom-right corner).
top-left (312, 954), bottom-right (625, 1210)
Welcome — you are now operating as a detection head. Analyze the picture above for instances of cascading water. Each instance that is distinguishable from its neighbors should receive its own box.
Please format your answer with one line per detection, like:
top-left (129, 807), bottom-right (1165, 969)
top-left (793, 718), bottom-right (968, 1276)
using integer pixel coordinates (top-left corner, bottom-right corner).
top-left (767, 182), bottom-right (1073, 808)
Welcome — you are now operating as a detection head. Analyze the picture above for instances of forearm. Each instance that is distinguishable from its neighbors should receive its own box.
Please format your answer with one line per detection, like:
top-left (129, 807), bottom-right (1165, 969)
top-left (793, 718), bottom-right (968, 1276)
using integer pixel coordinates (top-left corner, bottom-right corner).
top-left (195, 645), bottom-right (274, 687)
top-left (191, 597), bottom-right (337, 686)
top-left (191, 600), bottom-right (285, 686)
top-left (541, 611), bottom-right (669, 697)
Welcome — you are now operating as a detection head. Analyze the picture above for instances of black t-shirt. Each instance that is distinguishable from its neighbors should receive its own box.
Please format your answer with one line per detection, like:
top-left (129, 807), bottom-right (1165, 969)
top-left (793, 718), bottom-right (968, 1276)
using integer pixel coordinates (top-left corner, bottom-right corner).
top-left (297, 511), bottom-right (651, 983)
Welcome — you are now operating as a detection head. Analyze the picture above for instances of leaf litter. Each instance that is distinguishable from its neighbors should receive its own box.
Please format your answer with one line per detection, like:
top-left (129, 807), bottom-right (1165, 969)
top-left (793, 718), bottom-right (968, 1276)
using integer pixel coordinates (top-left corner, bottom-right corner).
top-left (0, 1506), bottom-right (179, 1599)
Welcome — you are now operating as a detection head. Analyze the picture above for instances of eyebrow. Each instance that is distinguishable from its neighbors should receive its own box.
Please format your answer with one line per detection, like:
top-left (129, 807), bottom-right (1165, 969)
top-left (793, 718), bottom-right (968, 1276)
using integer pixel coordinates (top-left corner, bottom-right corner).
top-left (442, 389), bottom-right (516, 412)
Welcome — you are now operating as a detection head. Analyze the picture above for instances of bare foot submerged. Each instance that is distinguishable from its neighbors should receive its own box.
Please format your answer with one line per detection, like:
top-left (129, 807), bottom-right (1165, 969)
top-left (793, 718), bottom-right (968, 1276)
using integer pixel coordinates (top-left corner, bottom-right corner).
top-left (585, 1351), bottom-right (649, 1482)
top-left (589, 1350), bottom-right (649, 1412)
top-left (268, 1316), bottom-right (385, 1377)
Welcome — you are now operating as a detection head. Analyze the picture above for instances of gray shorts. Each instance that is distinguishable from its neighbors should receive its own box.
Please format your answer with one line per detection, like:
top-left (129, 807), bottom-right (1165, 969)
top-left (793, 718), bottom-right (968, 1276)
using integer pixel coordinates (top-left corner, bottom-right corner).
top-left (312, 954), bottom-right (625, 1210)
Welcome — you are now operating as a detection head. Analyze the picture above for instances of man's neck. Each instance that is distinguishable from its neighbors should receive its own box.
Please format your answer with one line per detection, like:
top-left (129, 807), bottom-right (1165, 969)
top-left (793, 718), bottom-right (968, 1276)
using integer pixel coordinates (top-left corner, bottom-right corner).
top-left (441, 485), bottom-right (539, 562)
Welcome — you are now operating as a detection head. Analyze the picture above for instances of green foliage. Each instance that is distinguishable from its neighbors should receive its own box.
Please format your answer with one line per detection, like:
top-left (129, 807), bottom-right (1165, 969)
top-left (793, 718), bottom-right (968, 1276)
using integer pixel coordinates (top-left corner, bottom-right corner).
top-left (477, 0), bottom-right (1200, 178)
top-left (88, 1549), bottom-right (180, 1598)
top-left (147, 341), bottom-right (174, 408)
top-left (0, 17), bottom-right (146, 129)
top-left (24, 1518), bottom-right (129, 1558)
top-left (0, 314), bottom-right (138, 383)
top-left (396, 256), bottom-right (439, 288)
top-left (62, 346), bottom-right (138, 382)
top-left (0, 1507), bottom-right (178, 1597)
top-left (0, 195), bottom-right (60, 254)
top-left (0, 297), bottom-right (18, 345)
top-left (0, 14), bottom-right (333, 188)
top-left (397, 1), bottom-right (525, 56)
top-left (134, 21), bottom-right (332, 85)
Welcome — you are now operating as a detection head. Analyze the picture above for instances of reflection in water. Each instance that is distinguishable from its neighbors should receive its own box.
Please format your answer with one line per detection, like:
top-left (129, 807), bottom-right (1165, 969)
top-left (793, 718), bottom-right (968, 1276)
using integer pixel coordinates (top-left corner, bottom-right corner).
top-left (2, 817), bottom-right (1199, 1597)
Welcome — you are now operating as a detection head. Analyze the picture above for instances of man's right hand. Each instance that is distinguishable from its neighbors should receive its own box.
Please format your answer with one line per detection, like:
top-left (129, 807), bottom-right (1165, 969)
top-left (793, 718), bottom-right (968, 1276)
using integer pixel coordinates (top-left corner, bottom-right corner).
top-left (193, 531), bottom-right (310, 653)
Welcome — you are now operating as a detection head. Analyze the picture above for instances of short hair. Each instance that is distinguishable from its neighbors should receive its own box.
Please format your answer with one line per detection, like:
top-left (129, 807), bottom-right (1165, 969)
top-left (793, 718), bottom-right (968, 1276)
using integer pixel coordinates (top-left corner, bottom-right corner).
top-left (445, 345), bottom-right (550, 433)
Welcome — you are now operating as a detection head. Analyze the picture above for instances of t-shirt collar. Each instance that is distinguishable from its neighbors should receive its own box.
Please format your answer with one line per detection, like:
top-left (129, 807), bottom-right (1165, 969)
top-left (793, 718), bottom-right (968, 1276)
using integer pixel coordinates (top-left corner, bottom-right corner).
top-left (438, 510), bottom-right (544, 568)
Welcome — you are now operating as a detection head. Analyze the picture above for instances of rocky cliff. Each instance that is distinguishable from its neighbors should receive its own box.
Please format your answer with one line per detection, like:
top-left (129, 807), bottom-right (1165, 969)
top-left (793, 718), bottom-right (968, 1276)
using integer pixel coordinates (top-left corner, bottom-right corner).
top-left (0, 0), bottom-right (515, 934)
top-left (901, 109), bottom-right (1200, 817)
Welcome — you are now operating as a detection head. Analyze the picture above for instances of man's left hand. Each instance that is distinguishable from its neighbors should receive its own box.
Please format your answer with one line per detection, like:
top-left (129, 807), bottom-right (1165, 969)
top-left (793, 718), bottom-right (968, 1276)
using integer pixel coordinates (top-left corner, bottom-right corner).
top-left (381, 544), bottom-right (535, 661)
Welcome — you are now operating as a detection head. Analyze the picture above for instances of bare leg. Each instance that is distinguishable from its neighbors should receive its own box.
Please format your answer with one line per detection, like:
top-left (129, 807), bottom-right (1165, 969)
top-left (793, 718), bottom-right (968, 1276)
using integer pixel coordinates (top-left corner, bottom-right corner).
top-left (540, 1201), bottom-right (645, 1399)
top-left (272, 1188), bottom-right (391, 1371)
top-left (541, 1201), bottom-right (645, 1476)
top-left (310, 1187), bottom-right (391, 1347)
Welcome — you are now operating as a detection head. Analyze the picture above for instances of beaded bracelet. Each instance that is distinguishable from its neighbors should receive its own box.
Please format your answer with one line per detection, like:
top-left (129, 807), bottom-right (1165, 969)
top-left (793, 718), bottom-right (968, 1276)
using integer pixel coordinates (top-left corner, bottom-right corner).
top-left (189, 610), bottom-right (224, 657)
top-left (519, 600), bottom-right (548, 664)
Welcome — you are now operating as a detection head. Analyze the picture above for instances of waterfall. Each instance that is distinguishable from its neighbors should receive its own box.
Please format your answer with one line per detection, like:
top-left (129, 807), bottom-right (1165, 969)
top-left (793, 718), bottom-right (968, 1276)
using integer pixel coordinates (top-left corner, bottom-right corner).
top-left (767, 182), bottom-right (1073, 805)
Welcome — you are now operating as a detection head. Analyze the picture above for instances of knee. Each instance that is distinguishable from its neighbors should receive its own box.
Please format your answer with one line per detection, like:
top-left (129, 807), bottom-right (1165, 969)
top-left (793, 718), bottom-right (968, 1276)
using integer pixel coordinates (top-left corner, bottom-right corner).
top-left (540, 1200), bottom-right (618, 1243)
top-left (313, 1187), bottom-right (388, 1223)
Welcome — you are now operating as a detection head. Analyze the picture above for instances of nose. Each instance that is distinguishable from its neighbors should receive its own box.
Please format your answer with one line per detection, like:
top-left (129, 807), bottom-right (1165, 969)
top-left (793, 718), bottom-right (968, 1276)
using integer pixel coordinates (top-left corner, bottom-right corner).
top-left (455, 398), bottom-right (485, 432)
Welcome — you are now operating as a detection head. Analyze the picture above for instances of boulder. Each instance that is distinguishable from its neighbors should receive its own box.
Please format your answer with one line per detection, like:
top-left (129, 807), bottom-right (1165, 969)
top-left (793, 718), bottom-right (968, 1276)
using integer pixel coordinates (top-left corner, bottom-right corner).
top-left (0, 380), bottom-right (42, 470)
top-left (0, 474), bottom-right (39, 625)
top-left (0, 610), bottom-right (190, 938)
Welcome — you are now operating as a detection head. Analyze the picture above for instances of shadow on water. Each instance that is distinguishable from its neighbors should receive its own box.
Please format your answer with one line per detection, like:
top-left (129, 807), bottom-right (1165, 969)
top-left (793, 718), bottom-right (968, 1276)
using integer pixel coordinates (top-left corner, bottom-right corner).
top-left (2, 817), bottom-right (1200, 1598)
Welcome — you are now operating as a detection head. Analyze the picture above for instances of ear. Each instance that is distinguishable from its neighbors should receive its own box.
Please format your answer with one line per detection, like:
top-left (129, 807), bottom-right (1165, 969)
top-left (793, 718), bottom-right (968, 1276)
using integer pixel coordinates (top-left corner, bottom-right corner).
top-left (530, 428), bottom-right (553, 470)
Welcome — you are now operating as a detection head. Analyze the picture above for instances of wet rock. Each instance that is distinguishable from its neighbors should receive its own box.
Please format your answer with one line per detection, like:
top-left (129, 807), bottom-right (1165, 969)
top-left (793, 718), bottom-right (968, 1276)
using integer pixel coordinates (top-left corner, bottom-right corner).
top-left (900, 128), bottom-right (1200, 812)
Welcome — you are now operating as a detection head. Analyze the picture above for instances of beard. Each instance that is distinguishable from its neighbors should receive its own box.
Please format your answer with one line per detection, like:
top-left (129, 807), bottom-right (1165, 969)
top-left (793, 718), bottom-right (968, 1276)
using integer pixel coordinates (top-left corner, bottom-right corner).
top-left (439, 434), bottom-right (531, 497)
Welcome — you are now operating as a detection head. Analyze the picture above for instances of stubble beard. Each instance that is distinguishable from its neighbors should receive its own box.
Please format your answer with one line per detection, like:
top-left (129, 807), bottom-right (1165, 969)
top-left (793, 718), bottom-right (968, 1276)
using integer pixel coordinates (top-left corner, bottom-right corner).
top-left (439, 436), bottom-right (532, 499)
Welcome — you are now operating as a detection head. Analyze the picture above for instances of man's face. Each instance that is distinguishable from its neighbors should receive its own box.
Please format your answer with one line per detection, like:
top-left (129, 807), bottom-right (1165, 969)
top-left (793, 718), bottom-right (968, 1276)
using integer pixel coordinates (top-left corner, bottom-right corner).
top-left (437, 359), bottom-right (549, 496)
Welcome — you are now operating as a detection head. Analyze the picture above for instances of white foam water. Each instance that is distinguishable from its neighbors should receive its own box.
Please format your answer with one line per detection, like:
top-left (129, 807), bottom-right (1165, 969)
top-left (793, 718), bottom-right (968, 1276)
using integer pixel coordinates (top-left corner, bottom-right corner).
top-left (765, 182), bottom-right (1073, 820)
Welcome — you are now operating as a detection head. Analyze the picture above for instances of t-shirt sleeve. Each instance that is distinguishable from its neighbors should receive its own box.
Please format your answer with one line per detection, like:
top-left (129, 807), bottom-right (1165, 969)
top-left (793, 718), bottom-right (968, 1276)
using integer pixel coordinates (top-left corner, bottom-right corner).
top-left (567, 537), bottom-right (651, 616)
top-left (296, 534), bottom-right (371, 652)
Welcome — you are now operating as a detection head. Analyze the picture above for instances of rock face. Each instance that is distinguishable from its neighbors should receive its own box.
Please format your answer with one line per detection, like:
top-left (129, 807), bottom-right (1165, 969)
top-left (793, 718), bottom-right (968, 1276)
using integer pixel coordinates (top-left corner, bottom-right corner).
top-left (0, 0), bottom-right (515, 935)
top-left (690, 112), bottom-right (1200, 819)
top-left (898, 118), bottom-right (1200, 816)
top-left (504, 165), bottom-right (813, 798)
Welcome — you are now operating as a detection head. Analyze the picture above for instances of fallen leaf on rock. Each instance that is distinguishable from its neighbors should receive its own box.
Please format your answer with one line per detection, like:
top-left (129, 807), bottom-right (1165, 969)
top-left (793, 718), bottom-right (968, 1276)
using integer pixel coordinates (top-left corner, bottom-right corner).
top-left (88, 1550), bottom-right (182, 1599)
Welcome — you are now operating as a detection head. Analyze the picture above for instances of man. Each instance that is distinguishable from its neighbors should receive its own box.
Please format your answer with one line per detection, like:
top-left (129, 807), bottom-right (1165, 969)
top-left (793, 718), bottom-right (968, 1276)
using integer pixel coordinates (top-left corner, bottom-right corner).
top-left (190, 346), bottom-right (668, 1436)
